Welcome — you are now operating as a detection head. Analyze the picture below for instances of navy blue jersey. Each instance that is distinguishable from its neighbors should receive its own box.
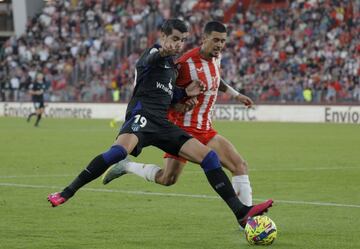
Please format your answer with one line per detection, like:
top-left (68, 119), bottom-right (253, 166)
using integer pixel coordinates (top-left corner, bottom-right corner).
top-left (29, 82), bottom-right (46, 102)
top-left (126, 44), bottom-right (178, 120)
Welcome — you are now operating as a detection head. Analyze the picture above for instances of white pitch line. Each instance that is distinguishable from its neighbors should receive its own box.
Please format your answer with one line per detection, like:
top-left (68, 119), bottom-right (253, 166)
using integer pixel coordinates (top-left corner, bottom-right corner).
top-left (1, 182), bottom-right (360, 209)
top-left (249, 166), bottom-right (360, 172)
top-left (183, 166), bottom-right (360, 173)
top-left (0, 174), bottom-right (74, 179)
top-left (0, 165), bottom-right (358, 179)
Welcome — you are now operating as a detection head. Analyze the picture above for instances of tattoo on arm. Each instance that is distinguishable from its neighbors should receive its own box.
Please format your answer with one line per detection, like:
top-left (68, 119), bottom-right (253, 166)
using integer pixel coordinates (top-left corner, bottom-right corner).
top-left (220, 78), bottom-right (240, 97)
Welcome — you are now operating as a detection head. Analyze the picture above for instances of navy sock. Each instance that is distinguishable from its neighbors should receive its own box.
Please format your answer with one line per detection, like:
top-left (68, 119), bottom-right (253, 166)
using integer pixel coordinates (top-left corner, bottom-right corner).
top-left (61, 155), bottom-right (106, 198)
top-left (34, 114), bottom-right (42, 126)
top-left (27, 113), bottom-right (36, 122)
top-left (201, 151), bottom-right (250, 221)
top-left (204, 168), bottom-right (250, 221)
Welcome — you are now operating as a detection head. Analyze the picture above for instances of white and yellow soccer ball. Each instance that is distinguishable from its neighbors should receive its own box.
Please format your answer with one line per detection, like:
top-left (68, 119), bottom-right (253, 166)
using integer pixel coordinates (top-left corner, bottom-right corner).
top-left (244, 215), bottom-right (277, 245)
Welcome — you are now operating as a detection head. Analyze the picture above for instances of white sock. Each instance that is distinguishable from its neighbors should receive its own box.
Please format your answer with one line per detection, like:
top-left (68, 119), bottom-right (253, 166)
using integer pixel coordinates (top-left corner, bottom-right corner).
top-left (125, 161), bottom-right (161, 182)
top-left (232, 175), bottom-right (253, 206)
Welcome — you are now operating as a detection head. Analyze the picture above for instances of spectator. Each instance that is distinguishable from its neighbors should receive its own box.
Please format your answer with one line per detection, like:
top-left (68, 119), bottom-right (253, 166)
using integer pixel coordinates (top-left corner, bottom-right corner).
top-left (1, 0), bottom-right (359, 104)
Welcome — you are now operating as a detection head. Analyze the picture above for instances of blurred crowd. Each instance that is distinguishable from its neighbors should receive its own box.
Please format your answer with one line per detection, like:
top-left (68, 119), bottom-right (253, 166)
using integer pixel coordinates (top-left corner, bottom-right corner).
top-left (0, 0), bottom-right (161, 103)
top-left (1, 0), bottom-right (359, 104)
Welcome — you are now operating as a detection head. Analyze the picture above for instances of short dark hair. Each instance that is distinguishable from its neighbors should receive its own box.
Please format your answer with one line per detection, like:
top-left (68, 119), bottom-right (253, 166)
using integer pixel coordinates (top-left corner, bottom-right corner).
top-left (160, 19), bottom-right (188, 36)
top-left (204, 21), bottom-right (227, 34)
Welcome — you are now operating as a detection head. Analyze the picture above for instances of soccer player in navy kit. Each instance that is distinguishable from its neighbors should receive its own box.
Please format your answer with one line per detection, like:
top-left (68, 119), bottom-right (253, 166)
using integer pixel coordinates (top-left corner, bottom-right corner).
top-left (27, 73), bottom-right (46, 127)
top-left (48, 19), bottom-right (272, 227)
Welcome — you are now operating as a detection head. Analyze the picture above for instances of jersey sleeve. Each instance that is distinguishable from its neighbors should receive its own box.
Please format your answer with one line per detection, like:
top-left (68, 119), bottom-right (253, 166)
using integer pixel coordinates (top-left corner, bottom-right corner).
top-left (142, 48), bottom-right (162, 66)
top-left (175, 61), bottom-right (191, 87)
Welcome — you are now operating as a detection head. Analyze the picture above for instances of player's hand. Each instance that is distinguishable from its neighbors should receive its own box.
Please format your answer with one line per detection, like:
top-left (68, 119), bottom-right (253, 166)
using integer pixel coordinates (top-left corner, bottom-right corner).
top-left (183, 97), bottom-right (198, 112)
top-left (173, 103), bottom-right (187, 113)
top-left (159, 40), bottom-right (179, 57)
top-left (185, 80), bottom-right (205, 97)
top-left (173, 97), bottom-right (198, 113)
top-left (235, 94), bottom-right (254, 108)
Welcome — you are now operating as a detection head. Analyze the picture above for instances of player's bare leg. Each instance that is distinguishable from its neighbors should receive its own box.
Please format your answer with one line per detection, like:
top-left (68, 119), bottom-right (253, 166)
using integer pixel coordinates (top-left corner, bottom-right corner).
top-left (177, 138), bottom-right (211, 162)
top-left (207, 134), bottom-right (252, 206)
top-left (102, 137), bottom-right (272, 225)
top-left (142, 134), bottom-right (253, 205)
top-left (155, 158), bottom-right (185, 186)
top-left (112, 133), bottom-right (139, 151)
top-left (27, 107), bottom-right (43, 125)
top-left (27, 111), bottom-right (36, 122)
top-left (103, 135), bottom-right (252, 205)
top-left (102, 156), bottom-right (185, 185)
top-left (34, 107), bottom-right (44, 127)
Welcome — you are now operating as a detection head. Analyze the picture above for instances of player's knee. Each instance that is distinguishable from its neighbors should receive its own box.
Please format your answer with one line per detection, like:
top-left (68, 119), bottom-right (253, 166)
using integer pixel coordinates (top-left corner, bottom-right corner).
top-left (163, 177), bottom-right (177, 186)
top-left (101, 145), bottom-right (128, 166)
top-left (159, 174), bottom-right (178, 186)
top-left (232, 159), bottom-right (249, 175)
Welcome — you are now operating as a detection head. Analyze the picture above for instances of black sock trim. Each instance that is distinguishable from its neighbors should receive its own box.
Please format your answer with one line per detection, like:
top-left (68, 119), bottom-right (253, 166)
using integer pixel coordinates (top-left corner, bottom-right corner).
top-left (205, 168), bottom-right (246, 220)
top-left (61, 155), bottom-right (108, 199)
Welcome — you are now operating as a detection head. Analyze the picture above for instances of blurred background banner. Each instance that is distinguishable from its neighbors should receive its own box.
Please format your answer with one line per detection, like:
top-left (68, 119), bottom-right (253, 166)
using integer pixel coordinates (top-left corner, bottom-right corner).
top-left (0, 0), bottom-right (359, 105)
top-left (1, 101), bottom-right (359, 124)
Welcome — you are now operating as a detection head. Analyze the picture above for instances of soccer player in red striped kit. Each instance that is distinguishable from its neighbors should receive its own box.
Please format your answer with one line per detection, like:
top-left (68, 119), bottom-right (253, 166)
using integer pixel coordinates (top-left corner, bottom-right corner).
top-left (104, 21), bottom-right (257, 209)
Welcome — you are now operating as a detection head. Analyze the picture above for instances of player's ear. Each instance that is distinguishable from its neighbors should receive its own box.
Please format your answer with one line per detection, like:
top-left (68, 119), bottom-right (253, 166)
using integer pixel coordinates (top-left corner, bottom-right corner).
top-left (160, 32), bottom-right (166, 43)
top-left (182, 32), bottom-right (189, 41)
top-left (201, 33), bottom-right (209, 44)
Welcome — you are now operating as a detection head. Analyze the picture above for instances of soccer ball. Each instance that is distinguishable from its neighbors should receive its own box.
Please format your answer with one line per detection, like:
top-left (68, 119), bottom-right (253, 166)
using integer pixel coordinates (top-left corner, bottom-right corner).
top-left (244, 215), bottom-right (277, 245)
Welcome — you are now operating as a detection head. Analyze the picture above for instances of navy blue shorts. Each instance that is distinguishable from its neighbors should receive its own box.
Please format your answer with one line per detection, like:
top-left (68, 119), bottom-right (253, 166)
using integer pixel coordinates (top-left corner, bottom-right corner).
top-left (118, 112), bottom-right (192, 157)
top-left (33, 101), bottom-right (44, 109)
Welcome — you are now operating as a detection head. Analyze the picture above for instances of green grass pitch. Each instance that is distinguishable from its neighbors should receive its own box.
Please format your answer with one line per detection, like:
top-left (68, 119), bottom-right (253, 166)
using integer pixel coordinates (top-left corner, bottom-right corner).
top-left (0, 117), bottom-right (359, 249)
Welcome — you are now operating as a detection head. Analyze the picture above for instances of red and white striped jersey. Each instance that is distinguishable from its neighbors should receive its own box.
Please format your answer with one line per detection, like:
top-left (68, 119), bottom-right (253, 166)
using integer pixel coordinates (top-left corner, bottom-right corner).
top-left (168, 47), bottom-right (221, 130)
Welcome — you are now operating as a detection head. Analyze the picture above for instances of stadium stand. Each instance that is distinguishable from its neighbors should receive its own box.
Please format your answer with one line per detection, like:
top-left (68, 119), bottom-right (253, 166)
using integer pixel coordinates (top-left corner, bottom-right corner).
top-left (1, 0), bottom-right (359, 103)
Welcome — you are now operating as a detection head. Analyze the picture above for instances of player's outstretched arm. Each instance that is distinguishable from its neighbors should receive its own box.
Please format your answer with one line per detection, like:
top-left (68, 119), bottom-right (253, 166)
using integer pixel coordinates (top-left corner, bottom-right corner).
top-left (219, 78), bottom-right (253, 108)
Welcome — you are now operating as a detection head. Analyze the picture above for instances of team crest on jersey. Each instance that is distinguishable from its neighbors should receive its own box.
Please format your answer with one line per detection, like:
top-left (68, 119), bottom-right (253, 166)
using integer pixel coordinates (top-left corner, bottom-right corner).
top-left (131, 123), bottom-right (140, 132)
